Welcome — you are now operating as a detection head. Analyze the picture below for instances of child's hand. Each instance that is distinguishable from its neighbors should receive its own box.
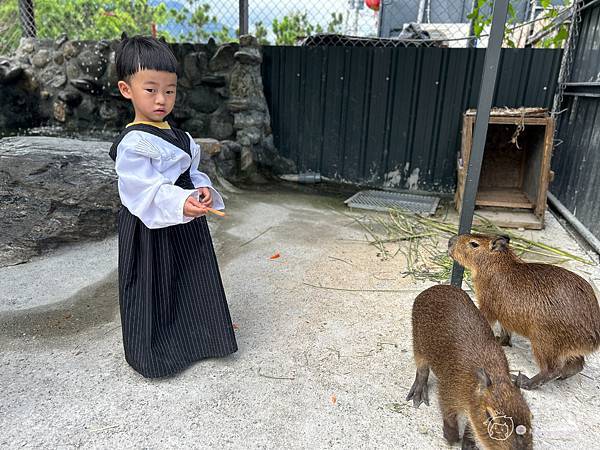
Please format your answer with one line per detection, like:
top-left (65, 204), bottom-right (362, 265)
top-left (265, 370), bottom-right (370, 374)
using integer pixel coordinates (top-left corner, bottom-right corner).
top-left (197, 187), bottom-right (213, 208)
top-left (183, 195), bottom-right (207, 217)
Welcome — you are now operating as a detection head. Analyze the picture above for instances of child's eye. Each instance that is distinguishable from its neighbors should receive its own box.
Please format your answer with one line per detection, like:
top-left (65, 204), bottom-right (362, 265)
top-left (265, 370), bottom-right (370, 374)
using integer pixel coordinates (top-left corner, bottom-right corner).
top-left (145, 89), bottom-right (155, 93)
top-left (166, 90), bottom-right (175, 95)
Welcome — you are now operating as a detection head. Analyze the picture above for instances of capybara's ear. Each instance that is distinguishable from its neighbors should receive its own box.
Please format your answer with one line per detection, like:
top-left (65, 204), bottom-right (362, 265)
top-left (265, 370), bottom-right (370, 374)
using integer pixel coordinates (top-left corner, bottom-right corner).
top-left (491, 235), bottom-right (510, 252)
top-left (158, 35), bottom-right (167, 43)
top-left (121, 32), bottom-right (129, 41)
top-left (477, 367), bottom-right (492, 389)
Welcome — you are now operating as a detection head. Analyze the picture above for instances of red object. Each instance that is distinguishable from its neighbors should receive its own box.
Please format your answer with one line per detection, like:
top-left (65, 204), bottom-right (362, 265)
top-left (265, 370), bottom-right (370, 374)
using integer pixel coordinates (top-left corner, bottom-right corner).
top-left (365, 0), bottom-right (380, 11)
top-left (151, 23), bottom-right (157, 38)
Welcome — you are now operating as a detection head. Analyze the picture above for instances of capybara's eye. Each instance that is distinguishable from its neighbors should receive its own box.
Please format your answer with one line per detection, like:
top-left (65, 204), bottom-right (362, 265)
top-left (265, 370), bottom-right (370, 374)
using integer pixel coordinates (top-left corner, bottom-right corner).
top-left (470, 241), bottom-right (480, 248)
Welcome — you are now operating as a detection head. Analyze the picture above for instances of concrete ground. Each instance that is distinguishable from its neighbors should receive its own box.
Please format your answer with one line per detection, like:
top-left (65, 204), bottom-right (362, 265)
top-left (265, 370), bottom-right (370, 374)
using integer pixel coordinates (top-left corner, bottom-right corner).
top-left (1, 183), bottom-right (600, 449)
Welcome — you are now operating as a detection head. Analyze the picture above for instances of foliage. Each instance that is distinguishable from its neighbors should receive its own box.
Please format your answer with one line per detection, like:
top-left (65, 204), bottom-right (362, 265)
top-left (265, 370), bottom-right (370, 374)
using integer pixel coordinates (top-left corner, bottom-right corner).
top-left (173, 1), bottom-right (237, 44)
top-left (253, 21), bottom-right (270, 46)
top-left (467, 0), bottom-right (571, 48)
top-left (1, 1), bottom-right (349, 51)
top-left (272, 12), bottom-right (343, 45)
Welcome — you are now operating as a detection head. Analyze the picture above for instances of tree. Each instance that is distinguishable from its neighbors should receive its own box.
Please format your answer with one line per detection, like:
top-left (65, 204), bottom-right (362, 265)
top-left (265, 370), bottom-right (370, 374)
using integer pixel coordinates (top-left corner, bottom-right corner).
top-left (467, 0), bottom-right (571, 48)
top-left (0, 0), bottom-right (174, 54)
top-left (253, 21), bottom-right (269, 45)
top-left (272, 12), bottom-right (344, 45)
top-left (174, 1), bottom-right (237, 44)
top-left (37, 0), bottom-right (173, 41)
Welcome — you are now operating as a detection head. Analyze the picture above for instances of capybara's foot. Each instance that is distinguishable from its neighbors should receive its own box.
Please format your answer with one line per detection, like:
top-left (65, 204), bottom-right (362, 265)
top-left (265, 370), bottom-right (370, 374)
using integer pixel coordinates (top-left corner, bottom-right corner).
top-left (558, 356), bottom-right (585, 380)
top-left (513, 370), bottom-right (557, 390)
top-left (443, 418), bottom-right (460, 444)
top-left (406, 366), bottom-right (430, 408)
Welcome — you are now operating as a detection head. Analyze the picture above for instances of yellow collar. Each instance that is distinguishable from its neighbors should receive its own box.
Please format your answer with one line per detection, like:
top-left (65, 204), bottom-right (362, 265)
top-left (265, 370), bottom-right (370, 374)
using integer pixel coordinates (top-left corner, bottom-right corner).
top-left (127, 121), bottom-right (171, 129)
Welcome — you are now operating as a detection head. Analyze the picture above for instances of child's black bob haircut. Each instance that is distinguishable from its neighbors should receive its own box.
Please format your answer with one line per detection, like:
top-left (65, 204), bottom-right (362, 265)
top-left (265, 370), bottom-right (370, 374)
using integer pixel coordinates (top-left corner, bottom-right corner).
top-left (115, 33), bottom-right (179, 81)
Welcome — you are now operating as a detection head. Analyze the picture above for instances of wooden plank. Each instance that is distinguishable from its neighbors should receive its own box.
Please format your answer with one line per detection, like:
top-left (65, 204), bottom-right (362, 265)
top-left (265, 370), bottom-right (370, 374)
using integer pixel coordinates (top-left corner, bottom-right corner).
top-left (476, 188), bottom-right (534, 208)
top-left (473, 209), bottom-right (543, 230)
top-left (535, 116), bottom-right (555, 223)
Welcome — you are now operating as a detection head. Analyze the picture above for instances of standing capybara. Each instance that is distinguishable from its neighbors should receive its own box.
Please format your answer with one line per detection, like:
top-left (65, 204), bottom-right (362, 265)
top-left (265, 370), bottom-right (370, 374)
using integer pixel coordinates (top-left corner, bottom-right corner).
top-left (449, 233), bottom-right (600, 390)
top-left (407, 285), bottom-right (532, 449)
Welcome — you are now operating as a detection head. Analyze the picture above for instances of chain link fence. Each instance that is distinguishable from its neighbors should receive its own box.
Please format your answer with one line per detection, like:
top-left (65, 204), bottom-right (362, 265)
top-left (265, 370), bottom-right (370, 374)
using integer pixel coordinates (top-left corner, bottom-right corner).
top-left (0, 0), bottom-right (575, 56)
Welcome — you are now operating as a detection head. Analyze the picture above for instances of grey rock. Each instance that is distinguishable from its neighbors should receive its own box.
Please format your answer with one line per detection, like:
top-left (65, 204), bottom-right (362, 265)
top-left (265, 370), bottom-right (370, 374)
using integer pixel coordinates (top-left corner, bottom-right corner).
top-left (70, 78), bottom-right (103, 95)
top-left (31, 50), bottom-right (52, 68)
top-left (237, 127), bottom-right (262, 146)
top-left (222, 140), bottom-right (242, 153)
top-left (0, 136), bottom-right (119, 267)
top-left (226, 97), bottom-right (266, 113)
top-left (209, 108), bottom-right (234, 140)
top-left (230, 65), bottom-right (264, 98)
top-left (54, 35), bottom-right (68, 49)
top-left (195, 138), bottom-right (222, 156)
top-left (200, 74), bottom-right (227, 87)
top-left (234, 110), bottom-right (266, 130)
top-left (57, 89), bottom-right (83, 106)
top-left (184, 115), bottom-right (209, 135)
top-left (183, 51), bottom-right (208, 84)
top-left (66, 60), bottom-right (81, 79)
top-left (78, 50), bottom-right (107, 78)
top-left (234, 47), bottom-right (262, 65)
top-left (208, 44), bottom-right (237, 72)
top-left (239, 35), bottom-right (259, 47)
top-left (187, 86), bottom-right (220, 114)
top-left (40, 65), bottom-right (67, 89)
top-left (52, 52), bottom-right (64, 65)
top-left (99, 102), bottom-right (119, 120)
top-left (240, 146), bottom-right (255, 172)
top-left (62, 41), bottom-right (80, 59)
top-left (53, 100), bottom-right (67, 122)
top-left (19, 38), bottom-right (36, 54)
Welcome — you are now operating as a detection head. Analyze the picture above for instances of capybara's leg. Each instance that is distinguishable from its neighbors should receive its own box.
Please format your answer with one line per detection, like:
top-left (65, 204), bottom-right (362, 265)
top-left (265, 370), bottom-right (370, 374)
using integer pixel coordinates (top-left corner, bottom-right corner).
top-left (461, 424), bottom-right (479, 450)
top-left (497, 326), bottom-right (512, 347)
top-left (514, 345), bottom-right (560, 390)
top-left (406, 357), bottom-right (430, 408)
top-left (439, 395), bottom-right (459, 444)
top-left (558, 356), bottom-right (585, 380)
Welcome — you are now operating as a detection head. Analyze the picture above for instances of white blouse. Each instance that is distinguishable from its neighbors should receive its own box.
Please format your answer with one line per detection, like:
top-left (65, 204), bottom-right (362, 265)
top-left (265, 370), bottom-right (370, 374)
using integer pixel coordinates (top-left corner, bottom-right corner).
top-left (114, 130), bottom-right (224, 229)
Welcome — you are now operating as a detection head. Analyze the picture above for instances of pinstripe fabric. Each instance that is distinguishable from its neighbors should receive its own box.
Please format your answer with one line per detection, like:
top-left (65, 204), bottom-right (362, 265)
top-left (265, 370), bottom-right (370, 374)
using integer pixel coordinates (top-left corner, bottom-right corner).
top-left (111, 125), bottom-right (237, 378)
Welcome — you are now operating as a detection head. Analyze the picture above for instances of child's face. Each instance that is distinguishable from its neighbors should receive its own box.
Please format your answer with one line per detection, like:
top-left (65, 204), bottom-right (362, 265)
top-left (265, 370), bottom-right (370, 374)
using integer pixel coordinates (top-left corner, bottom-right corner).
top-left (118, 69), bottom-right (177, 122)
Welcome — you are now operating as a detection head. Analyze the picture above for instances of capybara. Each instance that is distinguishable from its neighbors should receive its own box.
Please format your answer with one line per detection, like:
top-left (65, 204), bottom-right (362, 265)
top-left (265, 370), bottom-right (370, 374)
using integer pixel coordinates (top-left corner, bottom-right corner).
top-left (449, 233), bottom-right (600, 390)
top-left (407, 285), bottom-right (532, 449)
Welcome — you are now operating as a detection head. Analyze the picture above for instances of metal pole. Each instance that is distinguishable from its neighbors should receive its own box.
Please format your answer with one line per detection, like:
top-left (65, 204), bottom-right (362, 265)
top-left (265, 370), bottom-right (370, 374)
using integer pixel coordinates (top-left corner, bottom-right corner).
top-left (239, 0), bottom-right (249, 36)
top-left (450, 0), bottom-right (510, 287)
top-left (18, 0), bottom-right (36, 38)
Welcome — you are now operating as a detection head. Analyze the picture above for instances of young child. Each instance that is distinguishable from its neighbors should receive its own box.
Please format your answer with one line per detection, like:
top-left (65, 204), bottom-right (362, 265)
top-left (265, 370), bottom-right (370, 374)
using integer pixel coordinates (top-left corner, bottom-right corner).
top-left (109, 34), bottom-right (237, 378)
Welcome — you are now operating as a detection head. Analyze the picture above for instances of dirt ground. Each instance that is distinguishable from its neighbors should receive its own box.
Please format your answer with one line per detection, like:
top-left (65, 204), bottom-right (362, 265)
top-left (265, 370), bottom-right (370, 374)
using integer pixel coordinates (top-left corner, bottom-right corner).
top-left (1, 183), bottom-right (599, 449)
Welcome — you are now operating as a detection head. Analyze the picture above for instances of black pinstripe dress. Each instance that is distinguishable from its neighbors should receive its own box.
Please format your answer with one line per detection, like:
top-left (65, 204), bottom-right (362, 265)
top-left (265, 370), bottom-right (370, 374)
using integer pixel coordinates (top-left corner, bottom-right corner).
top-left (110, 125), bottom-right (238, 378)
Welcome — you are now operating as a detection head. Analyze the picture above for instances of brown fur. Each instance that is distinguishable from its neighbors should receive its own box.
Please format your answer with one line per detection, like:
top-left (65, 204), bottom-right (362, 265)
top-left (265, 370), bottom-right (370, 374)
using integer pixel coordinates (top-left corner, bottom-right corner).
top-left (449, 233), bottom-right (600, 389)
top-left (407, 285), bottom-right (533, 449)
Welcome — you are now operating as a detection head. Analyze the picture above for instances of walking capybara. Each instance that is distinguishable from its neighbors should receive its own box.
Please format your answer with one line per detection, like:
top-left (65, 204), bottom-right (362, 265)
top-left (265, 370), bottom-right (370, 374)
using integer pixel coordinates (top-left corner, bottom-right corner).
top-left (449, 233), bottom-right (600, 390)
top-left (407, 285), bottom-right (532, 449)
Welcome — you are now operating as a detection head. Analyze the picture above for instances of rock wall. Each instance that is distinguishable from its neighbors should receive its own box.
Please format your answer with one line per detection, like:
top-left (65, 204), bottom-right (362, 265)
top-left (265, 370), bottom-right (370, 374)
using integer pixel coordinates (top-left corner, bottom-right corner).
top-left (0, 35), bottom-right (294, 178)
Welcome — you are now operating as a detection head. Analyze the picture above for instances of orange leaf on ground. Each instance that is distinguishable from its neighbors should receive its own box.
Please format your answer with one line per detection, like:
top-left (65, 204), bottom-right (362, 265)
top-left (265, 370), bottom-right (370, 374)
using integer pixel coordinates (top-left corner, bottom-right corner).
top-left (232, 323), bottom-right (239, 330)
top-left (270, 252), bottom-right (281, 260)
top-left (330, 394), bottom-right (337, 405)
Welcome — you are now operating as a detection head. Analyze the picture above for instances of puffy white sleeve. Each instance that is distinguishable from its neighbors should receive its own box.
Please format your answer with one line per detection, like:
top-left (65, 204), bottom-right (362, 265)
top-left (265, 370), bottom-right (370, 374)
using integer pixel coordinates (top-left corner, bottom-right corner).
top-left (115, 137), bottom-right (197, 229)
top-left (187, 133), bottom-right (225, 211)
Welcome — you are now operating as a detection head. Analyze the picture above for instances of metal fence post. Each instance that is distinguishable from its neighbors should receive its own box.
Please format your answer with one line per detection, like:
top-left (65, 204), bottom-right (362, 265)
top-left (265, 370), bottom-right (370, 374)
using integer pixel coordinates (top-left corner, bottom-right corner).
top-left (450, 0), bottom-right (510, 287)
top-left (239, 0), bottom-right (249, 36)
top-left (19, 0), bottom-right (36, 38)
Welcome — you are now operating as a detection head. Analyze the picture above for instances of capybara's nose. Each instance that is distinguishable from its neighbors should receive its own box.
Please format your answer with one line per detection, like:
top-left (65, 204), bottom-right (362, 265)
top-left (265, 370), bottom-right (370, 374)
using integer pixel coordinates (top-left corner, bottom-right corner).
top-left (448, 235), bottom-right (458, 249)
